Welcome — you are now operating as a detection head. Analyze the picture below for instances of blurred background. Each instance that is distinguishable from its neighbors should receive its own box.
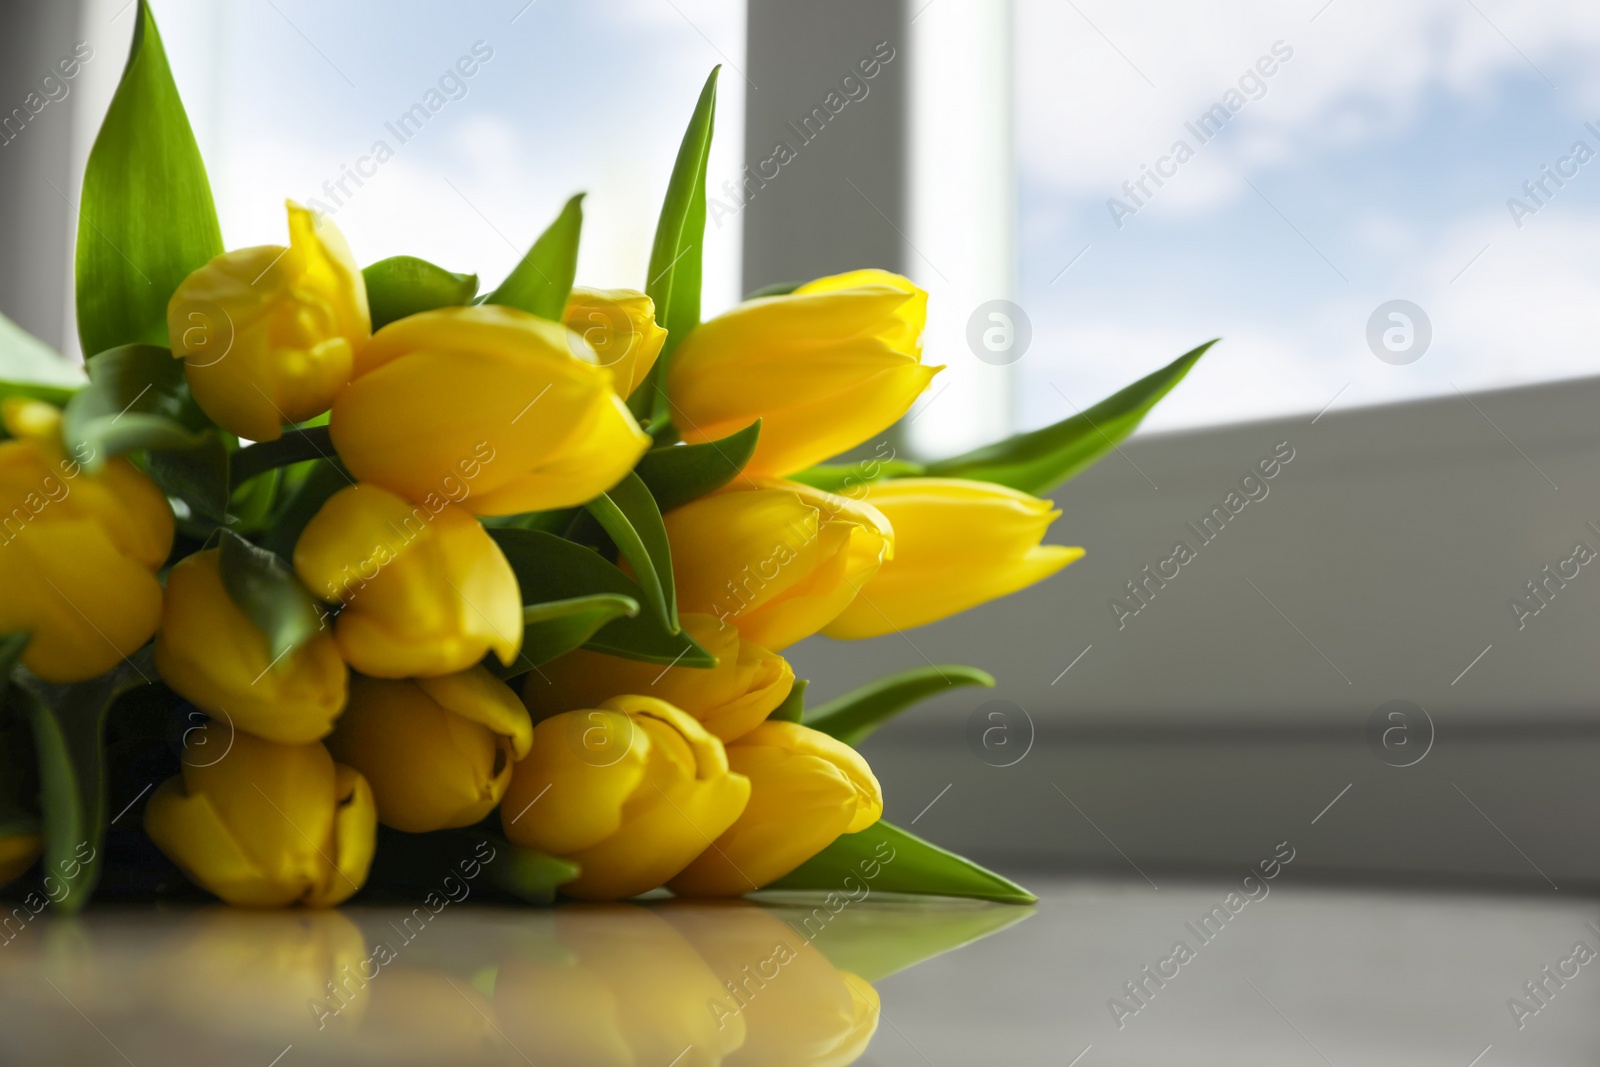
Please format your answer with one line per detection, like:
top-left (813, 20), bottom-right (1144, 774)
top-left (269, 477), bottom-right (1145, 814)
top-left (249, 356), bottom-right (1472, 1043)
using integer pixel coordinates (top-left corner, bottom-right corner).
top-left (5, 0), bottom-right (1600, 894)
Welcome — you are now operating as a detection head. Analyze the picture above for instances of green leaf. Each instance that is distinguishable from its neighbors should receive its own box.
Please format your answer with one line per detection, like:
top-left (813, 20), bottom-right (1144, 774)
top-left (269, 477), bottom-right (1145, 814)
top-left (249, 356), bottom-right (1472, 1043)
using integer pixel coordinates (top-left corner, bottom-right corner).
top-left (789, 458), bottom-right (925, 494)
top-left (922, 341), bottom-right (1214, 493)
top-left (744, 280), bottom-right (801, 299)
top-left (489, 528), bottom-right (714, 667)
top-left (806, 666), bottom-right (995, 747)
top-left (144, 429), bottom-right (230, 523)
top-left (62, 344), bottom-right (208, 467)
top-left (769, 677), bottom-right (806, 724)
top-left (15, 657), bottom-right (152, 912)
top-left (487, 838), bottom-right (580, 906)
top-left (582, 473), bottom-right (677, 633)
top-left (217, 530), bottom-right (322, 661)
top-left (783, 896), bottom-right (1033, 982)
top-left (260, 457), bottom-right (352, 558)
top-left (363, 256), bottom-right (478, 331)
top-left (486, 194), bottom-right (584, 322)
top-left (76, 0), bottom-right (223, 359)
top-left (632, 67), bottom-right (719, 425)
top-left (768, 821), bottom-right (1036, 905)
top-left (486, 594), bottom-right (641, 680)
top-left (634, 419), bottom-right (760, 513)
top-left (0, 313), bottom-right (87, 410)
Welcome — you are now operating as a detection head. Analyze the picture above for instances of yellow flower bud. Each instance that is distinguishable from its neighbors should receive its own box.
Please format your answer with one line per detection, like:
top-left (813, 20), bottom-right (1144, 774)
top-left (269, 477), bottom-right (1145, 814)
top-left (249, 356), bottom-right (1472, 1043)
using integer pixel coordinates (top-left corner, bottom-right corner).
top-left (823, 478), bottom-right (1083, 639)
top-left (522, 612), bottom-right (793, 742)
top-left (329, 305), bottom-right (650, 515)
top-left (665, 481), bottom-right (892, 651)
top-left (501, 695), bottom-right (750, 900)
top-left (328, 667), bottom-right (532, 833)
top-left (169, 202), bottom-right (369, 442)
top-left (292, 484), bottom-right (522, 678)
top-left (0, 831), bottom-right (41, 886)
top-left (154, 549), bottom-right (347, 744)
top-left (144, 730), bottom-right (376, 907)
top-left (0, 399), bottom-right (172, 683)
top-left (667, 269), bottom-right (937, 477)
top-left (670, 721), bottom-right (882, 898)
top-left (563, 287), bottom-right (667, 398)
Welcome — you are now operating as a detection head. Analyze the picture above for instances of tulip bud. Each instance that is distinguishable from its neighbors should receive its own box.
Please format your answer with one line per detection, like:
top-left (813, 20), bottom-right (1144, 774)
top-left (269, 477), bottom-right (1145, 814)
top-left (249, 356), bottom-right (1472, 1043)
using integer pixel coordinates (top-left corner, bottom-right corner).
top-left (501, 695), bottom-right (750, 900)
top-left (0, 831), bottom-right (41, 887)
top-left (292, 484), bottom-right (522, 678)
top-left (563, 287), bottom-right (666, 399)
top-left (144, 731), bottom-right (377, 907)
top-left (0, 399), bottom-right (173, 682)
top-left (669, 721), bottom-right (882, 898)
top-left (667, 269), bottom-right (937, 477)
top-left (328, 667), bottom-right (532, 833)
top-left (665, 481), bottom-right (892, 651)
top-left (169, 202), bottom-right (369, 442)
top-left (154, 549), bottom-right (347, 744)
top-left (329, 305), bottom-right (650, 515)
top-left (823, 478), bottom-right (1082, 638)
top-left (522, 613), bottom-right (793, 742)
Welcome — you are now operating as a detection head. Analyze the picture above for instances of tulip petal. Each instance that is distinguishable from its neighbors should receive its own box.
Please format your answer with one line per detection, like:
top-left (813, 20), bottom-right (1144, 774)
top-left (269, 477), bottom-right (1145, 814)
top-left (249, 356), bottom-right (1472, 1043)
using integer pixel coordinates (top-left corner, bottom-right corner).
top-left (143, 777), bottom-right (288, 907)
top-left (417, 666), bottom-right (533, 759)
top-left (504, 710), bottom-right (649, 855)
top-left (308, 764), bottom-right (376, 907)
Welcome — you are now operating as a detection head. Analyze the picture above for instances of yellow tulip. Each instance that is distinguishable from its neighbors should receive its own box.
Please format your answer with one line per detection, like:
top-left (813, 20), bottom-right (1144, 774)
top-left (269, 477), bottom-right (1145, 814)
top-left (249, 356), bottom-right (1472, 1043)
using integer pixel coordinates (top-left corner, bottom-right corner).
top-left (0, 832), bottom-right (41, 887)
top-left (670, 722), bottom-right (881, 898)
top-left (501, 695), bottom-right (750, 900)
top-left (563, 287), bottom-right (667, 398)
top-left (0, 399), bottom-right (172, 683)
top-left (144, 730), bottom-right (376, 907)
top-left (328, 667), bottom-right (532, 833)
top-left (823, 478), bottom-right (1083, 638)
top-left (329, 305), bottom-right (650, 516)
top-left (667, 269), bottom-right (937, 477)
top-left (154, 549), bottom-right (347, 744)
top-left (665, 481), bottom-right (892, 651)
top-left (663, 903), bottom-right (880, 1066)
top-left (494, 906), bottom-right (747, 1064)
top-left (522, 613), bottom-right (793, 742)
top-left (292, 483), bottom-right (522, 678)
top-left (169, 202), bottom-right (369, 442)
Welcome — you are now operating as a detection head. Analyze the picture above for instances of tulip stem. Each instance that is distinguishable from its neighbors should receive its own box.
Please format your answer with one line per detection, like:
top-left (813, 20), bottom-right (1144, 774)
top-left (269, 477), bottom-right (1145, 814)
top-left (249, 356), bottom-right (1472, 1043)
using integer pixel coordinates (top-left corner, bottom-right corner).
top-left (230, 426), bottom-right (337, 489)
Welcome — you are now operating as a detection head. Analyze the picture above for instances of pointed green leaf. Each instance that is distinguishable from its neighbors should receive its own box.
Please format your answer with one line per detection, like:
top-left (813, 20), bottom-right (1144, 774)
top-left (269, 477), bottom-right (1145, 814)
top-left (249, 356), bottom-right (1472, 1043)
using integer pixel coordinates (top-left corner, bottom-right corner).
top-left (486, 194), bottom-right (584, 322)
top-left (489, 528), bottom-right (714, 667)
top-left (789, 458), bottom-right (925, 494)
top-left (635, 419), bottom-right (760, 514)
top-left (14, 657), bottom-right (151, 912)
top-left (769, 677), bottom-right (806, 724)
top-left (786, 897), bottom-right (1032, 982)
top-left (363, 256), bottom-right (478, 331)
top-left (487, 838), bottom-right (580, 906)
top-left (0, 314), bottom-right (87, 410)
top-left (806, 665), bottom-right (994, 747)
top-left (922, 341), bottom-right (1215, 493)
top-left (768, 821), bottom-right (1036, 905)
top-left (217, 530), bottom-right (322, 661)
top-left (487, 594), bottom-right (641, 680)
top-left (76, 0), bottom-right (224, 358)
top-left (582, 472), bottom-right (677, 632)
top-left (632, 67), bottom-right (719, 425)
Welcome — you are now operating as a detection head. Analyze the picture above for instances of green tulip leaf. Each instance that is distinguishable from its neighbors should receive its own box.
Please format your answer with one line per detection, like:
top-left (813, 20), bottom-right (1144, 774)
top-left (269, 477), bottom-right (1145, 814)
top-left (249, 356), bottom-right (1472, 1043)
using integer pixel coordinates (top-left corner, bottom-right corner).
top-left (363, 256), bottom-right (479, 331)
top-left (789, 458), bottom-right (926, 495)
top-left (582, 472), bottom-right (677, 633)
top-left (76, 0), bottom-right (224, 359)
top-left (217, 529), bottom-right (324, 661)
top-left (487, 838), bottom-right (580, 906)
top-left (0, 631), bottom-right (29, 682)
top-left (260, 457), bottom-right (352, 558)
top-left (13, 655), bottom-right (152, 913)
top-left (486, 193), bottom-right (584, 322)
top-left (145, 429), bottom-right (231, 523)
top-left (805, 665), bottom-right (995, 748)
top-left (0, 313), bottom-right (87, 411)
top-left (768, 820), bottom-right (1036, 905)
top-left (632, 66), bottom-right (719, 425)
top-left (634, 418), bottom-right (760, 514)
top-left (921, 340), bottom-right (1215, 493)
top-left (744, 280), bottom-right (801, 299)
top-left (489, 528), bottom-right (714, 667)
top-left (62, 344), bottom-right (209, 468)
top-left (768, 677), bottom-right (806, 724)
top-left (486, 594), bottom-right (641, 680)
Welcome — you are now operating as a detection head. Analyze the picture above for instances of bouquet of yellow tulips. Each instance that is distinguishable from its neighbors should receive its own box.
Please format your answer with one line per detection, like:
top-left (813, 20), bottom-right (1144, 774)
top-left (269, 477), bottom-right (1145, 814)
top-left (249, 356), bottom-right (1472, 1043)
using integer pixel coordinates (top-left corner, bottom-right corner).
top-left (0, 2), bottom-right (1209, 912)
